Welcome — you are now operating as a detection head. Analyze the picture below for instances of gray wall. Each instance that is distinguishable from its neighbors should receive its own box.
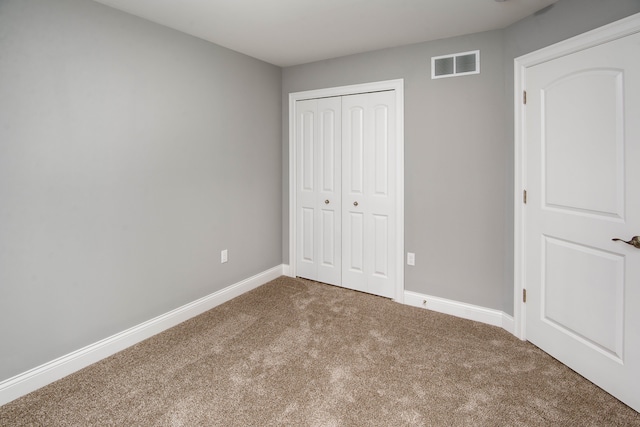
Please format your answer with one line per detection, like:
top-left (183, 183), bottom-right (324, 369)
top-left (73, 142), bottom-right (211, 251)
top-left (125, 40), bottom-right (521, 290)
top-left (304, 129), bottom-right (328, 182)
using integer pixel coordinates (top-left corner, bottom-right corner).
top-left (0, 0), bottom-right (282, 381)
top-left (282, 0), bottom-right (640, 316)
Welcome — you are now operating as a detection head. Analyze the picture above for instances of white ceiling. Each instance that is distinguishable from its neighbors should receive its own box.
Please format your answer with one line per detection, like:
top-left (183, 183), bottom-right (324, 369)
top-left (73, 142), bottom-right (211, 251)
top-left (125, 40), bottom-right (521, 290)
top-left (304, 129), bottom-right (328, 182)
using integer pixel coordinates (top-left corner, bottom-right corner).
top-left (92, 0), bottom-right (558, 67)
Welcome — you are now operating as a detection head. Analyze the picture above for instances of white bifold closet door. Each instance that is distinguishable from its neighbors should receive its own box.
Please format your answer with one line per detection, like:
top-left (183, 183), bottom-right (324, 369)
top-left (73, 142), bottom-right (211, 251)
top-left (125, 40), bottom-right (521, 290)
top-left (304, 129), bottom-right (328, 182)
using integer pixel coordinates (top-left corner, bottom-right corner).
top-left (341, 91), bottom-right (396, 298)
top-left (295, 91), bottom-right (396, 298)
top-left (296, 97), bottom-right (342, 286)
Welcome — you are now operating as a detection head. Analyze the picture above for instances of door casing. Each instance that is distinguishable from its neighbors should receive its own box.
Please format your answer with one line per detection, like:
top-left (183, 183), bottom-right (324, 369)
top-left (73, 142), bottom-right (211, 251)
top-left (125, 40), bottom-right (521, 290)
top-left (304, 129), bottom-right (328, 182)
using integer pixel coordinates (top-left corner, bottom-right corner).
top-left (288, 79), bottom-right (405, 302)
top-left (513, 13), bottom-right (640, 340)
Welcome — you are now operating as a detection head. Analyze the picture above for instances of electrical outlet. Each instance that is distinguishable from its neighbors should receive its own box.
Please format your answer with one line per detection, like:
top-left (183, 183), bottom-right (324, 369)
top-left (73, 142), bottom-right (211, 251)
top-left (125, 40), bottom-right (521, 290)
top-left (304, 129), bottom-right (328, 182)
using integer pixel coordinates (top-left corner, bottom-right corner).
top-left (221, 249), bottom-right (228, 263)
top-left (407, 252), bottom-right (415, 266)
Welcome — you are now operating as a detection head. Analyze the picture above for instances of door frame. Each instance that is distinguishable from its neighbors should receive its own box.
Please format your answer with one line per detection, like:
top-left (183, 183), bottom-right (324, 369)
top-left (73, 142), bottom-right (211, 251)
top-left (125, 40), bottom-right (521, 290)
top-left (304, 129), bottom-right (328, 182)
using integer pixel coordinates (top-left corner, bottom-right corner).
top-left (288, 79), bottom-right (405, 302)
top-left (513, 13), bottom-right (640, 340)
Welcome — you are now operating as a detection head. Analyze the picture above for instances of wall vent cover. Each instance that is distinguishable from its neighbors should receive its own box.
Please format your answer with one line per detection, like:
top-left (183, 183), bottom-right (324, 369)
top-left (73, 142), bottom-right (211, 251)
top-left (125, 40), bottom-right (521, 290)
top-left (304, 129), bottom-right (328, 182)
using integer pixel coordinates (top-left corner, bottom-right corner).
top-left (431, 50), bottom-right (480, 79)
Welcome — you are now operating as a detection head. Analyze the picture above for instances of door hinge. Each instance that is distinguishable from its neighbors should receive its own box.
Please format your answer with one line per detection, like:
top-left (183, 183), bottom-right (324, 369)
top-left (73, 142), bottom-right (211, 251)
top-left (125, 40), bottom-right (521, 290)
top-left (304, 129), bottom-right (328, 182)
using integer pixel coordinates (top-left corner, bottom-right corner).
top-left (523, 90), bottom-right (527, 105)
top-left (523, 189), bottom-right (527, 204)
top-left (523, 289), bottom-right (527, 303)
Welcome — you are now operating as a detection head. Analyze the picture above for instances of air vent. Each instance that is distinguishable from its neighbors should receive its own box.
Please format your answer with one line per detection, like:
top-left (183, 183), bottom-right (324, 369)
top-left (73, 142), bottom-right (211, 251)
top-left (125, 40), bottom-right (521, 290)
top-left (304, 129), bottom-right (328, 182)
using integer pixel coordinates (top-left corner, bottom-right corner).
top-left (431, 50), bottom-right (480, 79)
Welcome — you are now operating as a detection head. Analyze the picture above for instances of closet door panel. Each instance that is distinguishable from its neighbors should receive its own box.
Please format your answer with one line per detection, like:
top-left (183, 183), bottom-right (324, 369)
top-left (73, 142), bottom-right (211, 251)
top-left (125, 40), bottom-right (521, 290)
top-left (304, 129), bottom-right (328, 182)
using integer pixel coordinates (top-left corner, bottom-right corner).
top-left (296, 98), bottom-right (341, 286)
top-left (296, 100), bottom-right (317, 280)
top-left (316, 97), bottom-right (342, 285)
top-left (342, 91), bottom-right (396, 297)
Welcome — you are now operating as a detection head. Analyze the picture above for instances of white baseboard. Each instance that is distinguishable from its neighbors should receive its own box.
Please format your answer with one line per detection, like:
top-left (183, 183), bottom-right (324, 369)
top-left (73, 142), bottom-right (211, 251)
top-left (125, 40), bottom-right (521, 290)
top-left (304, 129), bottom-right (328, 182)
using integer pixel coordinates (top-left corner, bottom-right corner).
top-left (282, 264), bottom-right (293, 277)
top-left (404, 290), bottom-right (515, 335)
top-left (0, 265), bottom-right (284, 407)
top-left (501, 313), bottom-right (515, 335)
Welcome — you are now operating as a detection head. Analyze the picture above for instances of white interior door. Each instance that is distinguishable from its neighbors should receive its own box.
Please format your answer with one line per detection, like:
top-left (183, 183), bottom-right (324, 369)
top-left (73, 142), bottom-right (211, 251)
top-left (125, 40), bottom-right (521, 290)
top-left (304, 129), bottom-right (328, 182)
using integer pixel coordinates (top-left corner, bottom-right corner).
top-left (295, 97), bottom-right (342, 286)
top-left (342, 91), bottom-right (396, 298)
top-left (524, 31), bottom-right (640, 411)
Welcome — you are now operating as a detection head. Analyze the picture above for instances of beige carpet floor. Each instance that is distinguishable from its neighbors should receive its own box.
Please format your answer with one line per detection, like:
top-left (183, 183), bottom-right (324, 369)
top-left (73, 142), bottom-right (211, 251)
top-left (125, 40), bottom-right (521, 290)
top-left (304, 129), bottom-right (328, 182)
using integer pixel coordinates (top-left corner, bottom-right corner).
top-left (1, 276), bottom-right (639, 426)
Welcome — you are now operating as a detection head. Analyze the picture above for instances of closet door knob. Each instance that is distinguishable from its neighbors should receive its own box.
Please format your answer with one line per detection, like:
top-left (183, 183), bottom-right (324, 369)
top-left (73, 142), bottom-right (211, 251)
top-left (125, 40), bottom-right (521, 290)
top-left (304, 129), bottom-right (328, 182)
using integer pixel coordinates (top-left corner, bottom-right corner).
top-left (353, 201), bottom-right (359, 207)
top-left (324, 199), bottom-right (330, 204)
